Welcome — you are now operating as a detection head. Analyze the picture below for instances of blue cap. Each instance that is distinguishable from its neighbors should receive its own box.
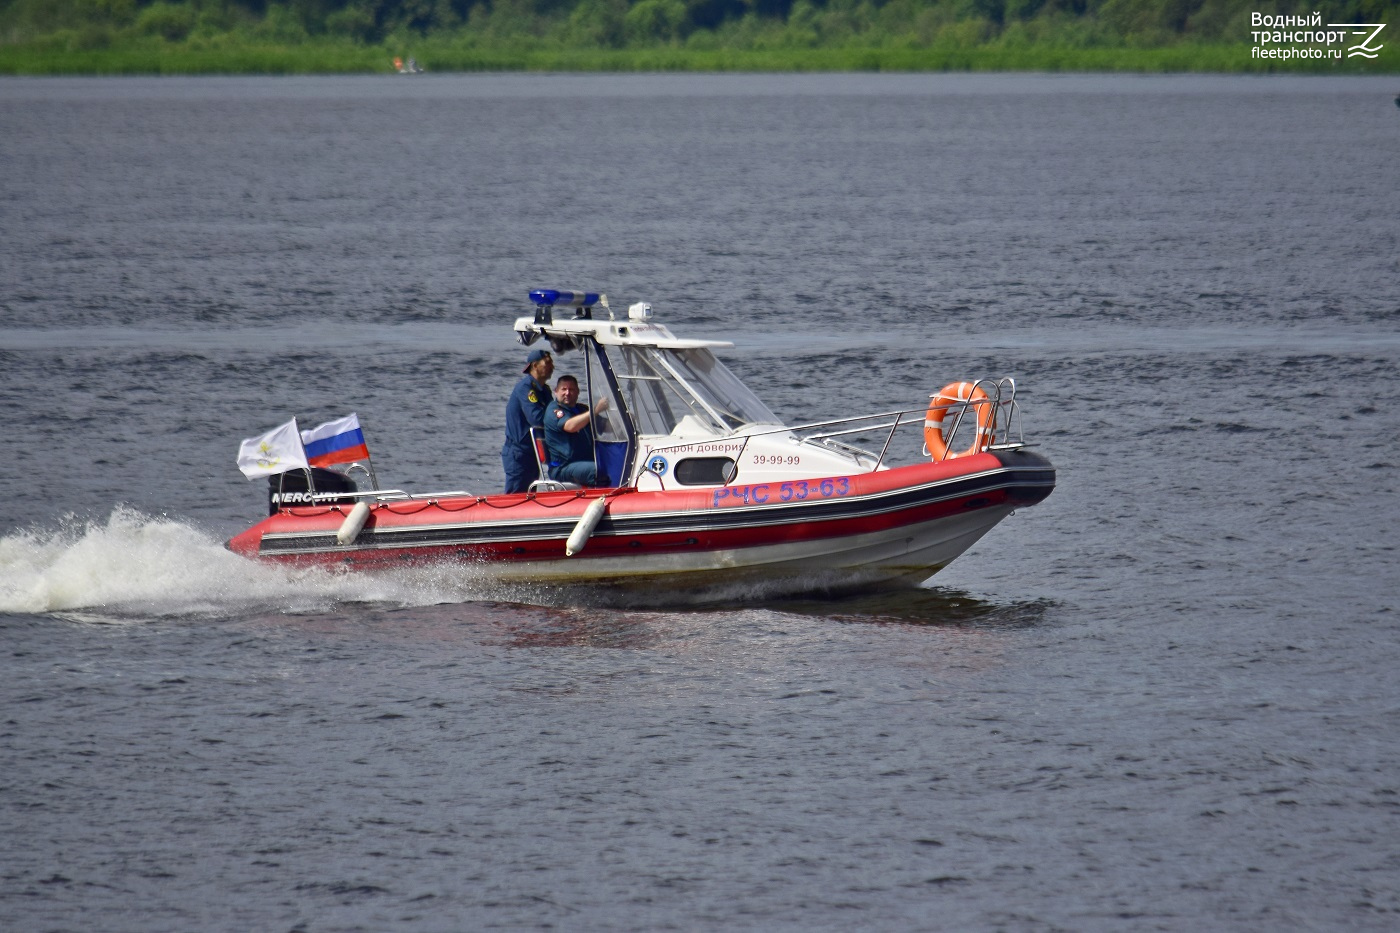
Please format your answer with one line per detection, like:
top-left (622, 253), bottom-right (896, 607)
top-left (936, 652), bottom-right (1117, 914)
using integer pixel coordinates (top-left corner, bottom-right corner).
top-left (523, 348), bottom-right (551, 372)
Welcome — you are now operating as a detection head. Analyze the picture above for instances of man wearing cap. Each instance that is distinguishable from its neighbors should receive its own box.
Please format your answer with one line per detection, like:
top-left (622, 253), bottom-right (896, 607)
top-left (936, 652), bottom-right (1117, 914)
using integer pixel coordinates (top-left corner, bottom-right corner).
top-left (501, 348), bottom-right (553, 494)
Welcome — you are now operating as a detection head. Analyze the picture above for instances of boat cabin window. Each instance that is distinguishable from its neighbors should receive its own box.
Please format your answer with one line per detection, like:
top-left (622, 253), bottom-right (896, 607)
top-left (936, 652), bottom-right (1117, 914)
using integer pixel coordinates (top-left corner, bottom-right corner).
top-left (579, 344), bottom-right (627, 446)
top-left (674, 457), bottom-right (737, 486)
top-left (613, 345), bottom-right (779, 437)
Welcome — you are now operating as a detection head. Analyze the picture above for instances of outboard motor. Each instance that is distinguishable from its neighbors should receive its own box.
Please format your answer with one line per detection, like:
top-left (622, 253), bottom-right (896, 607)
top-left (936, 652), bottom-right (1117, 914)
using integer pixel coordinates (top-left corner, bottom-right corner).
top-left (268, 468), bottom-right (357, 515)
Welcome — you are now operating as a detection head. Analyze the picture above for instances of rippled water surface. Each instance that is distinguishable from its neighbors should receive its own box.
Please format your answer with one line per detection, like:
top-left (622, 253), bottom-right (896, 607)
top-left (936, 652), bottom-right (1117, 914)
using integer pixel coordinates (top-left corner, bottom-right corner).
top-left (2, 74), bottom-right (1399, 931)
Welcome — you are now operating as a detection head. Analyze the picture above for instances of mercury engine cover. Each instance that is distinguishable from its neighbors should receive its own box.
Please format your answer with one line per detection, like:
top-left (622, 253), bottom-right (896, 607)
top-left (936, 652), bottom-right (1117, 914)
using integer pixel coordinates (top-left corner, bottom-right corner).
top-left (268, 468), bottom-right (358, 515)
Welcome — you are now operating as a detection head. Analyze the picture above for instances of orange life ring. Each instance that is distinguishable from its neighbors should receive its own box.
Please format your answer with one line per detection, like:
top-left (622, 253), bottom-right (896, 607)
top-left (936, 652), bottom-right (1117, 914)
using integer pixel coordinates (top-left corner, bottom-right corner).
top-left (924, 381), bottom-right (995, 461)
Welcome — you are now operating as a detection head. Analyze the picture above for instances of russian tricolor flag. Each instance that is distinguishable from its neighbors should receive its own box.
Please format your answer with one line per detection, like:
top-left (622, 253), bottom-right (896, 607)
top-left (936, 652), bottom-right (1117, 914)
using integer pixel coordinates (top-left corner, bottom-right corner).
top-left (300, 413), bottom-right (370, 467)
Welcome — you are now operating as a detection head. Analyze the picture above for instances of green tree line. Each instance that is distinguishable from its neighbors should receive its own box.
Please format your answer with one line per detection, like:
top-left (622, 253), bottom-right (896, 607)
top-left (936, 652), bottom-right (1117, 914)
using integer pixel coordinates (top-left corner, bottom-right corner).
top-left (2, 0), bottom-right (1396, 69)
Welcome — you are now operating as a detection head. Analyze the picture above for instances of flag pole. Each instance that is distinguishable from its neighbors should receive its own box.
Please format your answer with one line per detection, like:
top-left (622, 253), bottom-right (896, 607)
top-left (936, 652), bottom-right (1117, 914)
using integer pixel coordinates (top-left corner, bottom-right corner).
top-left (295, 417), bottom-right (315, 499)
top-left (362, 434), bottom-right (380, 491)
top-left (268, 418), bottom-right (312, 510)
top-left (357, 416), bottom-right (380, 491)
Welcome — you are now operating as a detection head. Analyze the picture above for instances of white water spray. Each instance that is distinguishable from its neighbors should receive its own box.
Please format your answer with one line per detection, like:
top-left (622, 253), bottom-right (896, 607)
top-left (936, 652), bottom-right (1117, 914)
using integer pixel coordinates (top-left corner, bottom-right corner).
top-left (0, 507), bottom-right (497, 618)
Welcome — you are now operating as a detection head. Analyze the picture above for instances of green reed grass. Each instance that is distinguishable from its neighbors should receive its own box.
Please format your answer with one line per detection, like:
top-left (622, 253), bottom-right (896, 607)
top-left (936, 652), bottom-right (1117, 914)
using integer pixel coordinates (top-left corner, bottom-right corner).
top-left (1, 41), bottom-right (1392, 76)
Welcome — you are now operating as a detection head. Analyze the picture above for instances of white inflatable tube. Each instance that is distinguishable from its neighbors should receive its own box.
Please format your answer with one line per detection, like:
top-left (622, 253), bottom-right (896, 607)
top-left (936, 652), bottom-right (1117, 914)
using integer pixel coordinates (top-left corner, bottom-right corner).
top-left (565, 496), bottom-right (608, 557)
top-left (336, 500), bottom-right (371, 545)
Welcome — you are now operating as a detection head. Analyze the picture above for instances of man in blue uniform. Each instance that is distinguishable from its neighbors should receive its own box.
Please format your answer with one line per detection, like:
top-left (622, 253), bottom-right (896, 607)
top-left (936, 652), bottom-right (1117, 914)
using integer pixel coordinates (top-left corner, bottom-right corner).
top-left (501, 348), bottom-right (553, 493)
top-left (544, 374), bottom-right (607, 487)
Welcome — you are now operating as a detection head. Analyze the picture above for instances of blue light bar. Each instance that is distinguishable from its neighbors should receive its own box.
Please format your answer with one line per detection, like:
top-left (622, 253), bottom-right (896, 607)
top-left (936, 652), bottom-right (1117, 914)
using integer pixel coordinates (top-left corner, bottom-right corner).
top-left (529, 289), bottom-right (601, 308)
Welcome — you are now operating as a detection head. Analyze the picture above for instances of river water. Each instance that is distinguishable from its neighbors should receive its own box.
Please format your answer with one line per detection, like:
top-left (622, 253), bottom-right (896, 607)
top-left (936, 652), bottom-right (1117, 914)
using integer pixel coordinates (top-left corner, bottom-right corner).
top-left (2, 73), bottom-right (1398, 931)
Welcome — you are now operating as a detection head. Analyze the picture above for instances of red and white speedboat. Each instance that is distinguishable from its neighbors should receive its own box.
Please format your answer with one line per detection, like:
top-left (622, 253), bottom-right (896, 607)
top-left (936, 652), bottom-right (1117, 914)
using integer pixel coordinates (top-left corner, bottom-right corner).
top-left (227, 290), bottom-right (1054, 596)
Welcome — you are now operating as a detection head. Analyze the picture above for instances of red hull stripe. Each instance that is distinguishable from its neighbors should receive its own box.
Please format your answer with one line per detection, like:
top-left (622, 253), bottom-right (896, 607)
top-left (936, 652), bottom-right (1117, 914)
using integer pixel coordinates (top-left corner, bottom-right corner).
top-left (248, 453), bottom-right (1054, 563)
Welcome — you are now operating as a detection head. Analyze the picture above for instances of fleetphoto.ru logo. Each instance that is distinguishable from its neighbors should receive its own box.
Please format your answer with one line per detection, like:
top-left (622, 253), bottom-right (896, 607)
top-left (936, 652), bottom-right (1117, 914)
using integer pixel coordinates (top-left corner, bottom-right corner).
top-left (1252, 13), bottom-right (1386, 61)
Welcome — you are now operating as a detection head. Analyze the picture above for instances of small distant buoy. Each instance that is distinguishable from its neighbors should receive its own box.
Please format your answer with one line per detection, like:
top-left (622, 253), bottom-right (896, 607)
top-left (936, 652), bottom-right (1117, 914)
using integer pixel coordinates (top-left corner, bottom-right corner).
top-left (337, 500), bottom-right (371, 545)
top-left (565, 497), bottom-right (608, 557)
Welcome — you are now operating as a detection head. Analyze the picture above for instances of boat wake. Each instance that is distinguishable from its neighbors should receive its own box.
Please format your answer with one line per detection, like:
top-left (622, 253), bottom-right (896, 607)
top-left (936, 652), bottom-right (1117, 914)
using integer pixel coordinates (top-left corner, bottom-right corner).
top-left (0, 507), bottom-right (506, 620)
top-left (0, 508), bottom-right (880, 619)
top-left (0, 508), bottom-right (1041, 623)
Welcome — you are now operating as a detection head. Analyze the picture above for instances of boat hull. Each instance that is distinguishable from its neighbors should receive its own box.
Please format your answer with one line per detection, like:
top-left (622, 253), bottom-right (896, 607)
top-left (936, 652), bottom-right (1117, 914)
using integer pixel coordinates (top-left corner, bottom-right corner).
top-left (227, 448), bottom-right (1054, 595)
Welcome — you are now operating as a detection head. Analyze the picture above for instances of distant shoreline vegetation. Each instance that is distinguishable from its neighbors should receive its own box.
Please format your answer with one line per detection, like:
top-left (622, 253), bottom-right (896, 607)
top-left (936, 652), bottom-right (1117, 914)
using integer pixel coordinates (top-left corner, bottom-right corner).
top-left (1, 0), bottom-right (1396, 74)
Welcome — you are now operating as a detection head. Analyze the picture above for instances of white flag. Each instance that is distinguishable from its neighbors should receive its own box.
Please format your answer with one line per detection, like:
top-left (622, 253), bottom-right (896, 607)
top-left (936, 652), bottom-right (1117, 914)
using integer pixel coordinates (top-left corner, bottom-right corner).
top-left (236, 418), bottom-right (310, 479)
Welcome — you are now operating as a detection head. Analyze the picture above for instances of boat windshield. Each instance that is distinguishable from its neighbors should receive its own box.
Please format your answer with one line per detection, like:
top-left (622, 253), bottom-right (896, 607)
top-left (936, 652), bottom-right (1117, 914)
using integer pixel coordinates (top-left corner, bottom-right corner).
top-left (612, 345), bottom-right (780, 436)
